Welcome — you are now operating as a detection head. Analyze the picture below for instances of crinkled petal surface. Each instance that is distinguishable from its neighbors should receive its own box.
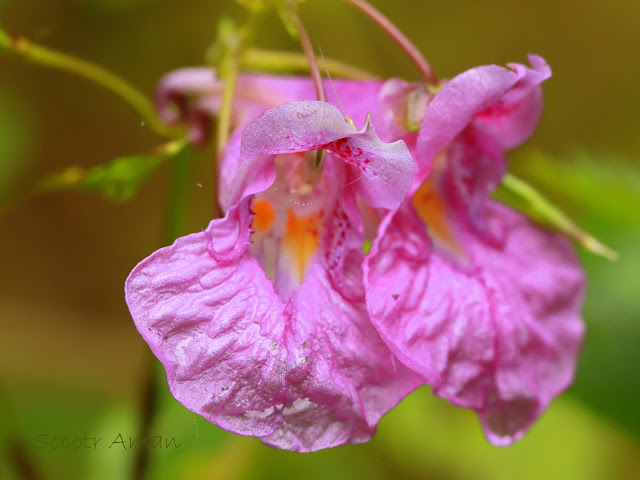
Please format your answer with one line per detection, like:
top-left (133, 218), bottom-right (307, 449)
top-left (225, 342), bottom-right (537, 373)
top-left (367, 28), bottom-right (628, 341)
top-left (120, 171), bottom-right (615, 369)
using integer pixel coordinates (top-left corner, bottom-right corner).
top-left (126, 101), bottom-right (421, 451)
top-left (364, 201), bottom-right (584, 445)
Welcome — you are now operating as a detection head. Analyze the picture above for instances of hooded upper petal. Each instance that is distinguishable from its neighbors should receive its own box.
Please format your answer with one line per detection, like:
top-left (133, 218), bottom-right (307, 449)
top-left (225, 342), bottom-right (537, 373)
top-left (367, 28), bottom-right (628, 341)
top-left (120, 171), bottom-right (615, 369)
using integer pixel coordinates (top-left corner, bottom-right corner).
top-left (221, 101), bottom-right (414, 212)
top-left (126, 101), bottom-right (421, 452)
top-left (473, 55), bottom-right (551, 150)
top-left (414, 56), bottom-right (551, 189)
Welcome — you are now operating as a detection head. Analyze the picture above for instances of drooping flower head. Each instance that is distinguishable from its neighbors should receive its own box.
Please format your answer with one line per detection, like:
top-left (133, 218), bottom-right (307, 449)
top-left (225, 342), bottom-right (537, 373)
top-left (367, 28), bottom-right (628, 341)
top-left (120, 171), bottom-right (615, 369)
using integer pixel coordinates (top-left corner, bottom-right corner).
top-left (125, 98), bottom-right (422, 452)
top-left (155, 68), bottom-right (390, 147)
top-left (364, 55), bottom-right (585, 445)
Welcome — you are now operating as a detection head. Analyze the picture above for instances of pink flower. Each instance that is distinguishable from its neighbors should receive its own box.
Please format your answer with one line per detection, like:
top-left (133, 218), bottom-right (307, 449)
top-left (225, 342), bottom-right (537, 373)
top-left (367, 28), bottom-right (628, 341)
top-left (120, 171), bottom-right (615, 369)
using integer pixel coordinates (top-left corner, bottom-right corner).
top-left (155, 68), bottom-right (389, 146)
top-left (364, 55), bottom-right (585, 445)
top-left (125, 100), bottom-right (422, 452)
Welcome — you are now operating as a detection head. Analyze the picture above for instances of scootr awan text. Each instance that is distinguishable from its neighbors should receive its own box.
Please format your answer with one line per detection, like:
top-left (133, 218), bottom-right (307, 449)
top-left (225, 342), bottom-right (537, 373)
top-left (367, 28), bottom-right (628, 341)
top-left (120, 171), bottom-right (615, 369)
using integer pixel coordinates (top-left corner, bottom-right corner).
top-left (34, 433), bottom-right (181, 450)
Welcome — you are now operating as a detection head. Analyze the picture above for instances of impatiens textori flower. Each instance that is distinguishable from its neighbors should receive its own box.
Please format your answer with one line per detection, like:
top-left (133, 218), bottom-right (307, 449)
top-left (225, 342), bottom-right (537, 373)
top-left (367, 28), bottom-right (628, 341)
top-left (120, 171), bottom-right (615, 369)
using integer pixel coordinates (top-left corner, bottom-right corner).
top-left (364, 55), bottom-right (585, 445)
top-left (125, 99), bottom-right (423, 452)
top-left (131, 56), bottom-right (584, 450)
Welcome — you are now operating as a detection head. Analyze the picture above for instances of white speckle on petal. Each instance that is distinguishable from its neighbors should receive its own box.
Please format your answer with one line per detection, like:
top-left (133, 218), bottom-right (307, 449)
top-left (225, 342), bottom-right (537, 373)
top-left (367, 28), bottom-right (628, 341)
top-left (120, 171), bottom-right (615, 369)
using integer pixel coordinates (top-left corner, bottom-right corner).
top-left (283, 398), bottom-right (312, 416)
top-left (244, 406), bottom-right (275, 419)
top-left (175, 337), bottom-right (192, 367)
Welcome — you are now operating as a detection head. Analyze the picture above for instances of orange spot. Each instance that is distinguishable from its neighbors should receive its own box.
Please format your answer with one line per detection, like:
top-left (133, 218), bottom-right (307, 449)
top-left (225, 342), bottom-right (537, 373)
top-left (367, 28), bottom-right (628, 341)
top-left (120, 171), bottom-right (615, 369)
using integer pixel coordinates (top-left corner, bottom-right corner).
top-left (412, 180), bottom-right (463, 255)
top-left (252, 199), bottom-right (275, 233)
top-left (284, 209), bottom-right (320, 283)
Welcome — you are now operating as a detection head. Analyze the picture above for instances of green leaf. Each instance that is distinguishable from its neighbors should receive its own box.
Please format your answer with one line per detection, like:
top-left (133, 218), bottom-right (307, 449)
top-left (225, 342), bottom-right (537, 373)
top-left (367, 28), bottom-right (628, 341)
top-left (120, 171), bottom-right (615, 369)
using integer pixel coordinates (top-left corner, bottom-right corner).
top-left (33, 138), bottom-right (187, 203)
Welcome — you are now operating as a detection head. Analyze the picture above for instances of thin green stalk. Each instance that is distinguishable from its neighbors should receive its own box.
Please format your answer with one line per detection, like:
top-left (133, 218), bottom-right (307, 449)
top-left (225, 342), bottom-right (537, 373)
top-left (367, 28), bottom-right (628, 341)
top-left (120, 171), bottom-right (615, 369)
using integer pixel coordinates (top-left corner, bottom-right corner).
top-left (165, 147), bottom-right (192, 243)
top-left (241, 48), bottom-right (380, 80)
top-left (500, 173), bottom-right (618, 261)
top-left (213, 56), bottom-right (237, 219)
top-left (0, 30), bottom-right (177, 138)
top-left (212, 11), bottom-right (262, 217)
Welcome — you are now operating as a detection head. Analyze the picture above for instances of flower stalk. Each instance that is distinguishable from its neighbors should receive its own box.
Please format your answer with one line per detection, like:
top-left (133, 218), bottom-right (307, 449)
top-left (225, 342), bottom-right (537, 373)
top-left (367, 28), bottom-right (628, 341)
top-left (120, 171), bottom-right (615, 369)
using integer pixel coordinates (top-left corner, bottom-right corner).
top-left (287, 9), bottom-right (327, 103)
top-left (284, 5), bottom-right (327, 167)
top-left (338, 0), bottom-right (437, 85)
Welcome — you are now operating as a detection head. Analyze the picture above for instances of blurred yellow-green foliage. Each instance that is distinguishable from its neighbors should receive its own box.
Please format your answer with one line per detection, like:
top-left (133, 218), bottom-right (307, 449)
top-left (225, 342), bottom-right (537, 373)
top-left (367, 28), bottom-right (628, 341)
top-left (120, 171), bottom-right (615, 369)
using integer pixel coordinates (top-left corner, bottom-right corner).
top-left (1, 0), bottom-right (639, 479)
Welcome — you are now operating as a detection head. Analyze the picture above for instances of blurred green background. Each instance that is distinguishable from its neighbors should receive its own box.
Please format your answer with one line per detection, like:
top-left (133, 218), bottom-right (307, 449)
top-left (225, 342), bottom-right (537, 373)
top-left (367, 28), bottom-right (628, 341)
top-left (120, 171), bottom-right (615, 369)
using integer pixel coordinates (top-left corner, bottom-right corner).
top-left (1, 0), bottom-right (639, 479)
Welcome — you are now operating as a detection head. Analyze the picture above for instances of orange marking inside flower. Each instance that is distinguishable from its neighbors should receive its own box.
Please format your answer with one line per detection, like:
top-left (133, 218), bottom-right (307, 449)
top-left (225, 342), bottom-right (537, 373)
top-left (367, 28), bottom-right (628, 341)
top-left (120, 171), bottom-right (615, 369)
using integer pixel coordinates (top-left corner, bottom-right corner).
top-left (284, 209), bottom-right (320, 283)
top-left (252, 198), bottom-right (276, 233)
top-left (412, 180), bottom-right (463, 255)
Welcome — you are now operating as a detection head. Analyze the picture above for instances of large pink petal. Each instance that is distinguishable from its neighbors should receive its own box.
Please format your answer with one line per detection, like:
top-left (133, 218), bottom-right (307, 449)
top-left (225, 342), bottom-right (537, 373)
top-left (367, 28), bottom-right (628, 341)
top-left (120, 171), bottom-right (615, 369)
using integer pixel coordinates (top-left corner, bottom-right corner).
top-left (126, 202), bottom-right (287, 439)
top-left (364, 203), bottom-right (493, 389)
top-left (461, 202), bottom-right (584, 445)
top-left (364, 201), bottom-right (584, 445)
top-left (260, 256), bottom-right (422, 450)
top-left (126, 199), bottom-right (421, 452)
top-left (127, 100), bottom-right (419, 451)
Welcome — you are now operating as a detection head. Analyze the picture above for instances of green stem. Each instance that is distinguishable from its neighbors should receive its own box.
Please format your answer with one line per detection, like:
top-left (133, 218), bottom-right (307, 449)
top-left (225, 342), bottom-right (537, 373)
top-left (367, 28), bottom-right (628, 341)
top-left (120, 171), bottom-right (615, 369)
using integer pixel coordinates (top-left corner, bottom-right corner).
top-left (166, 146), bottom-right (192, 242)
top-left (213, 56), bottom-right (237, 219)
top-left (0, 30), bottom-right (177, 138)
top-left (211, 11), bottom-right (262, 217)
top-left (500, 173), bottom-right (618, 261)
top-left (241, 48), bottom-right (380, 80)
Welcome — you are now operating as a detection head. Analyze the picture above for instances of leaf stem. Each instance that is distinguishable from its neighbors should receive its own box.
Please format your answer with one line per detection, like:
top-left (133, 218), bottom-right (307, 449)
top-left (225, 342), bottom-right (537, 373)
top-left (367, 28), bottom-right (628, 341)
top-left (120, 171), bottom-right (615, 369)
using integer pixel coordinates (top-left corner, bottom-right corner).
top-left (0, 29), bottom-right (177, 138)
top-left (499, 173), bottom-right (618, 261)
